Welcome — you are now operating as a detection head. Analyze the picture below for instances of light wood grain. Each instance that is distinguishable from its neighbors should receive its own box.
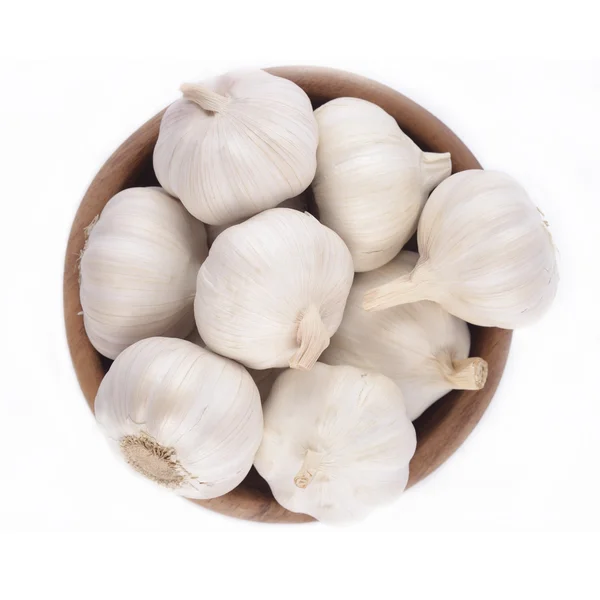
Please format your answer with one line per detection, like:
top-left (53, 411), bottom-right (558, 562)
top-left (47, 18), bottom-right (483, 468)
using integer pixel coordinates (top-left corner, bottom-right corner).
top-left (63, 66), bottom-right (511, 524)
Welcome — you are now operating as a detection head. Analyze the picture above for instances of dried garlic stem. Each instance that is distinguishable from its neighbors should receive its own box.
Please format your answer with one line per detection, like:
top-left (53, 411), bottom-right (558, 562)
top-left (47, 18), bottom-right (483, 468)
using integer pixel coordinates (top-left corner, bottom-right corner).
top-left (446, 357), bottom-right (489, 390)
top-left (120, 432), bottom-right (188, 489)
top-left (289, 305), bottom-right (330, 371)
top-left (421, 151), bottom-right (452, 192)
top-left (363, 274), bottom-right (428, 312)
top-left (294, 449), bottom-right (323, 489)
top-left (180, 83), bottom-right (230, 113)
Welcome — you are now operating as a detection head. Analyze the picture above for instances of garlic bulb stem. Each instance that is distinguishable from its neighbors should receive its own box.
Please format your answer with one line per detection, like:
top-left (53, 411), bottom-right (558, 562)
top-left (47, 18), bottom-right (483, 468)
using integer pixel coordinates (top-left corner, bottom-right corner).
top-left (120, 432), bottom-right (189, 489)
top-left (180, 82), bottom-right (230, 113)
top-left (442, 357), bottom-right (489, 390)
top-left (363, 274), bottom-right (430, 311)
top-left (294, 449), bottom-right (323, 489)
top-left (422, 152), bottom-right (453, 191)
top-left (289, 305), bottom-right (331, 371)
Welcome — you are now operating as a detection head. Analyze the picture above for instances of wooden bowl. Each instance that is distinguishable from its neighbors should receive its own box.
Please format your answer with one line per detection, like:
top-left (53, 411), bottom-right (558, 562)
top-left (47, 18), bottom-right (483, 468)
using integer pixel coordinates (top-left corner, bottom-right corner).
top-left (64, 66), bottom-right (512, 524)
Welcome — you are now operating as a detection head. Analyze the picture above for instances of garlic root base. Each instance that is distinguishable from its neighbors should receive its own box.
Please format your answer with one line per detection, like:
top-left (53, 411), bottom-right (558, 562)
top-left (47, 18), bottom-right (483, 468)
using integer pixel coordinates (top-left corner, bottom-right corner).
top-left (120, 432), bottom-right (189, 489)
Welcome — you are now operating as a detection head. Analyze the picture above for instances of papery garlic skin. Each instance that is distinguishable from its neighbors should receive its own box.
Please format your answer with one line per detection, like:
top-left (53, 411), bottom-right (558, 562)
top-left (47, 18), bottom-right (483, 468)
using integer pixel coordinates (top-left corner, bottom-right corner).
top-left (322, 251), bottom-right (487, 420)
top-left (95, 337), bottom-right (263, 499)
top-left (206, 193), bottom-right (308, 248)
top-left (313, 98), bottom-right (451, 272)
top-left (80, 187), bottom-right (207, 359)
top-left (154, 69), bottom-right (318, 226)
top-left (195, 208), bottom-right (354, 371)
top-left (363, 170), bottom-right (559, 328)
top-left (254, 363), bottom-right (416, 524)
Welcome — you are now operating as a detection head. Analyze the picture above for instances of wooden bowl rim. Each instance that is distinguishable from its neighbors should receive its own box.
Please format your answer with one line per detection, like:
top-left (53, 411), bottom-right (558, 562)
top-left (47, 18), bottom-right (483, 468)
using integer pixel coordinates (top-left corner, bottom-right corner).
top-left (64, 65), bottom-right (512, 524)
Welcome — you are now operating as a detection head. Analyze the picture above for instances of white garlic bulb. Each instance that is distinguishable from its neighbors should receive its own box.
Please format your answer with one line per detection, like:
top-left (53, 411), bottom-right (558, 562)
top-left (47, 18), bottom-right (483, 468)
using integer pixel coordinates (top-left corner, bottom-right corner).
top-left (206, 192), bottom-right (308, 247)
top-left (195, 208), bottom-right (354, 371)
top-left (254, 363), bottom-right (417, 524)
top-left (313, 97), bottom-right (451, 272)
top-left (363, 170), bottom-right (559, 328)
top-left (322, 251), bottom-right (488, 420)
top-left (153, 69), bottom-right (318, 226)
top-left (95, 337), bottom-right (263, 499)
top-left (80, 187), bottom-right (207, 359)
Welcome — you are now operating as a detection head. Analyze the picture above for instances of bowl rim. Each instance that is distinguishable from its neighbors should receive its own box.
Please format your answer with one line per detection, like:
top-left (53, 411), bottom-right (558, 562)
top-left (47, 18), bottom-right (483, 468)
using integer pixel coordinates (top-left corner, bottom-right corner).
top-left (64, 65), bottom-right (512, 524)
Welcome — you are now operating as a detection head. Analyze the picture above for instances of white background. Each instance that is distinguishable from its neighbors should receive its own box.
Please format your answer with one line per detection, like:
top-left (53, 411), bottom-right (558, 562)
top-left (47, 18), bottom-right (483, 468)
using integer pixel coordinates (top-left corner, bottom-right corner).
top-left (1, 1), bottom-right (599, 598)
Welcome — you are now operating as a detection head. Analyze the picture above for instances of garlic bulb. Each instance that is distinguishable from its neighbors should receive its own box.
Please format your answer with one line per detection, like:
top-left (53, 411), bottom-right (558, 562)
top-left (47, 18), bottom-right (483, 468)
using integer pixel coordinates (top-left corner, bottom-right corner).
top-left (95, 337), bottom-right (263, 499)
top-left (80, 187), bottom-right (207, 359)
top-left (363, 170), bottom-right (559, 328)
top-left (254, 363), bottom-right (417, 523)
top-left (206, 192), bottom-right (308, 247)
top-left (313, 97), bottom-right (451, 272)
top-left (195, 208), bottom-right (354, 371)
top-left (322, 251), bottom-right (488, 420)
top-left (153, 69), bottom-right (318, 226)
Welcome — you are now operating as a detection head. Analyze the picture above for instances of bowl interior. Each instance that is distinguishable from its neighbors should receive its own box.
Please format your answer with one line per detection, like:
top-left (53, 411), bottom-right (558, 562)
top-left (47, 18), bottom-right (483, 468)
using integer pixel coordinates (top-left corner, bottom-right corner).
top-left (64, 66), bottom-right (512, 524)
